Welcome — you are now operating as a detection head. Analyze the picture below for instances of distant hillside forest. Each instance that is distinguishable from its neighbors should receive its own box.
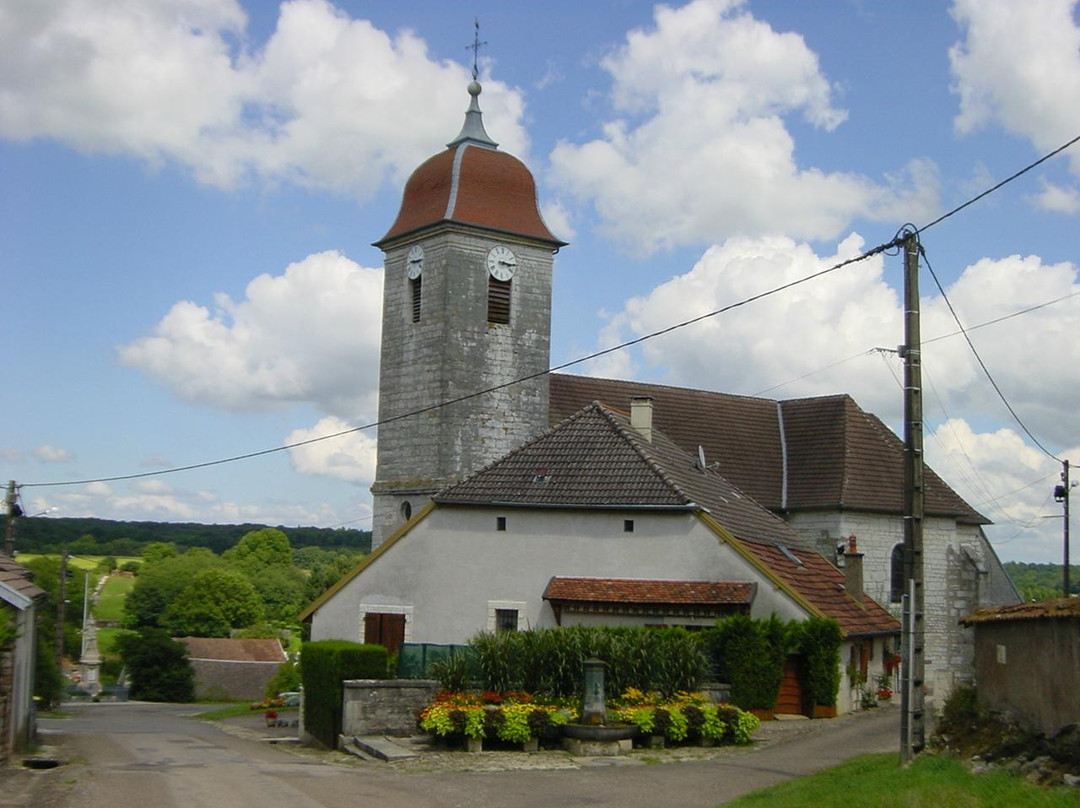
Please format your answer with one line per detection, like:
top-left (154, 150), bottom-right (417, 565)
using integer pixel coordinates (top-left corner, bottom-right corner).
top-left (1002, 561), bottom-right (1079, 601)
top-left (2, 516), bottom-right (371, 556)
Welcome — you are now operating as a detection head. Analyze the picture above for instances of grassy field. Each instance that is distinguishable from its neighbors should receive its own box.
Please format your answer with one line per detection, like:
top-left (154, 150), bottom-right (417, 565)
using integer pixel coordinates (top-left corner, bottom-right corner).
top-left (16, 554), bottom-right (141, 572)
top-left (94, 574), bottom-right (135, 622)
top-left (95, 627), bottom-right (133, 657)
top-left (723, 752), bottom-right (1077, 808)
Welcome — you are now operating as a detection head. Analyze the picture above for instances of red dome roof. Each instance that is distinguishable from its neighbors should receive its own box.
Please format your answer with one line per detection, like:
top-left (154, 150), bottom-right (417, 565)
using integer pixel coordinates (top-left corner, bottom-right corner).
top-left (375, 142), bottom-right (565, 248)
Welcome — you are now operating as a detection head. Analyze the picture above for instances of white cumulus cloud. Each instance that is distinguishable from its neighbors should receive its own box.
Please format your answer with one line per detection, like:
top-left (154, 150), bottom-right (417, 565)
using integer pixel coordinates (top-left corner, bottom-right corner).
top-left (286, 417), bottom-right (377, 485)
top-left (117, 250), bottom-right (383, 419)
top-left (548, 0), bottom-right (939, 254)
top-left (594, 237), bottom-right (1080, 446)
top-left (0, 0), bottom-right (528, 196)
top-left (949, 0), bottom-right (1080, 170)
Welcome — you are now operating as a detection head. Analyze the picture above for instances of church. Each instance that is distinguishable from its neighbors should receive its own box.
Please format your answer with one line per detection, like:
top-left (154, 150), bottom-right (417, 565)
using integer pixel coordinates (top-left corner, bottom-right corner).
top-left (301, 81), bottom-right (1018, 714)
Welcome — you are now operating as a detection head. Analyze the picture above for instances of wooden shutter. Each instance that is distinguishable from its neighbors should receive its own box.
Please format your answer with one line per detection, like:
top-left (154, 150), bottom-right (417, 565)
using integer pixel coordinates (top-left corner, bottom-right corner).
top-left (364, 612), bottom-right (407, 656)
top-left (487, 276), bottom-right (511, 324)
top-left (410, 277), bottom-right (422, 322)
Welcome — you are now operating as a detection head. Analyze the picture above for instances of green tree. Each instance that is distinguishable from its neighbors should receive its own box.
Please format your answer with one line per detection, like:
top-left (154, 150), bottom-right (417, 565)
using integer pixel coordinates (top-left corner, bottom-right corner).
top-left (161, 568), bottom-right (265, 637)
top-left (123, 549), bottom-right (218, 629)
top-left (248, 564), bottom-right (308, 624)
top-left (117, 628), bottom-right (194, 702)
top-left (224, 528), bottom-right (293, 569)
top-left (142, 541), bottom-right (178, 563)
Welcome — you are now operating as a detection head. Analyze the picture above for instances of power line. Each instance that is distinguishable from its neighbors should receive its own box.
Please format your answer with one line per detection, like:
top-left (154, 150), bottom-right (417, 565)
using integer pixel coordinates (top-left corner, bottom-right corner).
top-left (23, 241), bottom-right (890, 490)
top-left (20, 131), bottom-right (1080, 491)
top-left (919, 132), bottom-right (1080, 235)
top-left (920, 245), bottom-right (1060, 462)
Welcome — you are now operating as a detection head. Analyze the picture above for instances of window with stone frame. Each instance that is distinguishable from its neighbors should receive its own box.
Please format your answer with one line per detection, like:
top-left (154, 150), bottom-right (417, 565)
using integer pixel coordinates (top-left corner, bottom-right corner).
top-left (890, 544), bottom-right (905, 603)
top-left (487, 276), bottom-right (511, 324)
top-left (494, 608), bottom-right (519, 633)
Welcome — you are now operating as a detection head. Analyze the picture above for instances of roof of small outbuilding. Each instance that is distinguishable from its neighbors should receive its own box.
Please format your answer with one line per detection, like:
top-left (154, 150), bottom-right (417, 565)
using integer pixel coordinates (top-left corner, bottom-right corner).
top-left (959, 597), bottom-right (1080, 625)
top-left (0, 556), bottom-right (46, 608)
top-left (176, 637), bottom-right (287, 663)
top-left (543, 577), bottom-right (757, 607)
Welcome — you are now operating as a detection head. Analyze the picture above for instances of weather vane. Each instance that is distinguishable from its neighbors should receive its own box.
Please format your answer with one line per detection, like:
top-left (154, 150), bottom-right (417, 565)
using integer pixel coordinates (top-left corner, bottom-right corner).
top-left (466, 17), bottom-right (487, 81)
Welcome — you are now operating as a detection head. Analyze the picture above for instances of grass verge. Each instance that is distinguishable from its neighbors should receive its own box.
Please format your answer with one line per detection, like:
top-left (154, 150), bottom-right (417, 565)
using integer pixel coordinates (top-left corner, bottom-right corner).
top-left (93, 574), bottom-right (135, 622)
top-left (721, 752), bottom-right (1077, 808)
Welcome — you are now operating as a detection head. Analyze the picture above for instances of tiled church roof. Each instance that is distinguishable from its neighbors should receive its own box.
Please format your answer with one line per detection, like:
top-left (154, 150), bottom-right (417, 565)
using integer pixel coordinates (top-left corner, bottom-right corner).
top-left (550, 373), bottom-right (986, 524)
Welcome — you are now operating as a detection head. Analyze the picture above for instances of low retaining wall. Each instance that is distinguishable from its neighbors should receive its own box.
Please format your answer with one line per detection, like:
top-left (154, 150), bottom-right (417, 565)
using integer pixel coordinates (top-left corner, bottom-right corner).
top-left (342, 679), bottom-right (440, 737)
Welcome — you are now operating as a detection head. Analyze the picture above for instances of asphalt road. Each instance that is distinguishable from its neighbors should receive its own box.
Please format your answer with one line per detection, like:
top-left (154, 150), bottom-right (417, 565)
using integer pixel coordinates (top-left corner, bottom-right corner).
top-left (4, 702), bottom-right (902, 808)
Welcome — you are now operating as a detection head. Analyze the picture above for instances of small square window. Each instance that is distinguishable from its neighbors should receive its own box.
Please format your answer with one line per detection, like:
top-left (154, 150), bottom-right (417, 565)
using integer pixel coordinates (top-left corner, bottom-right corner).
top-left (495, 609), bottom-right (519, 633)
top-left (496, 516), bottom-right (507, 531)
top-left (624, 519), bottom-right (635, 533)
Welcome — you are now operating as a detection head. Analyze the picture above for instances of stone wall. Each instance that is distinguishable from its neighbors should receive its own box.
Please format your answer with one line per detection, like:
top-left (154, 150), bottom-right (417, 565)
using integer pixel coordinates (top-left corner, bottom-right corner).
top-left (971, 618), bottom-right (1080, 736)
top-left (341, 679), bottom-right (440, 737)
top-left (189, 659), bottom-right (282, 702)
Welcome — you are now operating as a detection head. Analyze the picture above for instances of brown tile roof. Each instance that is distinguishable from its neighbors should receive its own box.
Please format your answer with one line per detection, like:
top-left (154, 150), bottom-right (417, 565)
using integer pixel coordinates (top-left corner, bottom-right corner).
top-left (0, 556), bottom-right (46, 607)
top-left (435, 401), bottom-right (811, 551)
top-left (375, 143), bottom-right (565, 247)
top-left (739, 542), bottom-right (899, 637)
top-left (544, 577), bottom-right (756, 607)
top-left (176, 637), bottom-right (286, 663)
top-left (959, 597), bottom-right (1080, 625)
top-left (550, 374), bottom-right (986, 524)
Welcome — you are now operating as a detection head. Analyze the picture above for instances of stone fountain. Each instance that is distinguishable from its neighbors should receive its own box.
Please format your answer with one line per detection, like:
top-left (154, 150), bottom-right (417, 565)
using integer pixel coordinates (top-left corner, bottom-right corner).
top-left (560, 658), bottom-right (638, 756)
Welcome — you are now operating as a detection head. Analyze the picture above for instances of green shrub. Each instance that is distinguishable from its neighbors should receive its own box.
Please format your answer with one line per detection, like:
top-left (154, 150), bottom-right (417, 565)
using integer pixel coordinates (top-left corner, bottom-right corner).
top-left (703, 614), bottom-right (795, 711)
top-left (300, 640), bottom-right (387, 748)
top-left (796, 617), bottom-right (843, 707)
top-left (466, 626), bottom-right (705, 700)
top-left (264, 656), bottom-right (301, 699)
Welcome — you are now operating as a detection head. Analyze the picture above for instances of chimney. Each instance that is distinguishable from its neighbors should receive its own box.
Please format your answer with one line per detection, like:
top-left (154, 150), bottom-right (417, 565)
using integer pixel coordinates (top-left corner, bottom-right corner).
top-left (630, 397), bottom-right (654, 442)
top-left (843, 535), bottom-right (864, 600)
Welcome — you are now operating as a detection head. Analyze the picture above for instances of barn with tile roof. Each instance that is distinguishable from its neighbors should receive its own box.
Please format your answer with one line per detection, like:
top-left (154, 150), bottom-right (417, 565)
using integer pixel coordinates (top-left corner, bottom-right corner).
top-left (304, 400), bottom-right (901, 715)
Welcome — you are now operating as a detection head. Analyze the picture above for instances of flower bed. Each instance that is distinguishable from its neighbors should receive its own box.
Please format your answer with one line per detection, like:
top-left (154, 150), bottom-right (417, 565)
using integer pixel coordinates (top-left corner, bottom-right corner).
top-left (613, 688), bottom-right (760, 746)
top-left (418, 691), bottom-right (573, 745)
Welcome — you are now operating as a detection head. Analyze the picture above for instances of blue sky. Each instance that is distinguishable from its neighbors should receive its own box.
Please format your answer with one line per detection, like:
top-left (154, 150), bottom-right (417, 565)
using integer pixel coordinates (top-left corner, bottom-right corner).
top-left (2, 0), bottom-right (1079, 563)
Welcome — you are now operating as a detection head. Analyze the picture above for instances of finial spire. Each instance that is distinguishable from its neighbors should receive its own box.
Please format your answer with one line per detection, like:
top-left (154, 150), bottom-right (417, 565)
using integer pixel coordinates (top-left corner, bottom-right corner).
top-left (448, 19), bottom-right (497, 149)
top-left (467, 17), bottom-right (487, 81)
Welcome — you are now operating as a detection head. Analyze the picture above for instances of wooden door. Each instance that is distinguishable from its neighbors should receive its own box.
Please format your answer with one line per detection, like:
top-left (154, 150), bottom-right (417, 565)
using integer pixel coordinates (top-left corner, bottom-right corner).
top-left (363, 613), bottom-right (406, 656)
top-left (775, 654), bottom-right (804, 715)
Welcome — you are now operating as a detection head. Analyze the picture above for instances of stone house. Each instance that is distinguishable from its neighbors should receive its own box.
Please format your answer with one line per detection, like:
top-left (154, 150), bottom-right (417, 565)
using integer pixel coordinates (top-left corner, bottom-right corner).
top-left (1, 556), bottom-right (46, 761)
top-left (304, 401), bottom-right (899, 715)
top-left (176, 637), bottom-right (287, 702)
top-left (959, 597), bottom-right (1080, 736)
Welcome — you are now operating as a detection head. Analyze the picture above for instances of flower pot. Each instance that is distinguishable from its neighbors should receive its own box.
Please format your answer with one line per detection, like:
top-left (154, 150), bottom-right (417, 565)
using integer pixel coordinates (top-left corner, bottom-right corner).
top-left (810, 704), bottom-right (836, 719)
top-left (465, 736), bottom-right (483, 753)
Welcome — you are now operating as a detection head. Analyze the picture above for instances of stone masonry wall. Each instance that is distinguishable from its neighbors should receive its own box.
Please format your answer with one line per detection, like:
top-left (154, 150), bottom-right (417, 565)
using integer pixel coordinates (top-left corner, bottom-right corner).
top-left (787, 510), bottom-right (1006, 712)
top-left (372, 228), bottom-right (553, 547)
top-left (341, 679), bottom-right (440, 737)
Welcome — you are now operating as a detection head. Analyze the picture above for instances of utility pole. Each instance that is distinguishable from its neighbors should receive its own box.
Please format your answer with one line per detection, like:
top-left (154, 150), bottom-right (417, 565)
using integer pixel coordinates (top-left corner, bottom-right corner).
top-left (1055, 460), bottom-right (1071, 597)
top-left (4, 480), bottom-right (18, 557)
top-left (900, 231), bottom-right (926, 764)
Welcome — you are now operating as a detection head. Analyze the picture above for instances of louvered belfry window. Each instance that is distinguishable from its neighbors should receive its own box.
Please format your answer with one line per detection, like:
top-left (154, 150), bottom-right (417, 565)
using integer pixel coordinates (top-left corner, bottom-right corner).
top-left (488, 276), bottom-right (511, 324)
top-left (410, 277), bottom-right (422, 323)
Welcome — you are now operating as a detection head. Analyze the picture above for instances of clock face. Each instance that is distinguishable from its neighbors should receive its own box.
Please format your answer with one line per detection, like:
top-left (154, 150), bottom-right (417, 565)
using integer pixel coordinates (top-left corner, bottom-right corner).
top-left (406, 245), bottom-right (424, 280)
top-left (486, 245), bottom-right (517, 281)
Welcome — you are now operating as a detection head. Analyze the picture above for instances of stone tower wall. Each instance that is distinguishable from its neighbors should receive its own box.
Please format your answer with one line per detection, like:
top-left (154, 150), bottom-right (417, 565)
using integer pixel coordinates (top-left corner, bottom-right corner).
top-left (372, 227), bottom-right (553, 546)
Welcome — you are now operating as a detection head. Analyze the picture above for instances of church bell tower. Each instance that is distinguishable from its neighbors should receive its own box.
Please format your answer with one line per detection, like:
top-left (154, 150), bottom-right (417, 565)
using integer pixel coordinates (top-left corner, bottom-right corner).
top-left (370, 81), bottom-right (566, 547)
